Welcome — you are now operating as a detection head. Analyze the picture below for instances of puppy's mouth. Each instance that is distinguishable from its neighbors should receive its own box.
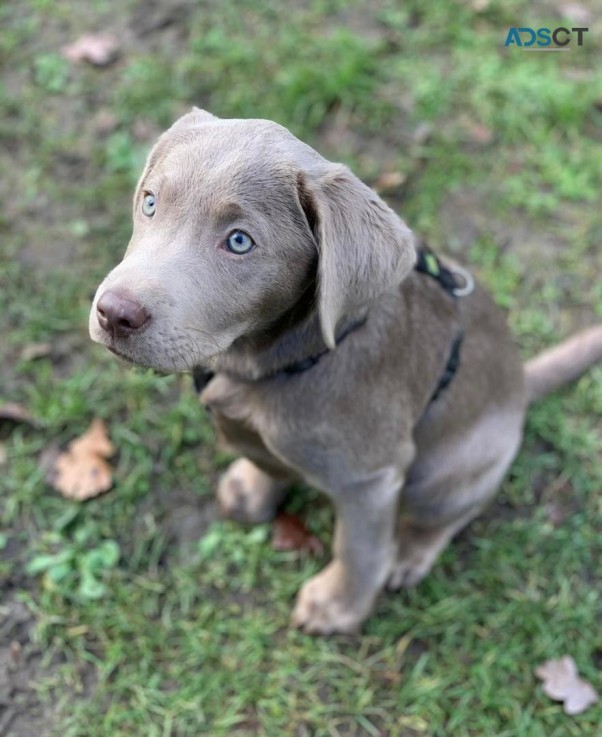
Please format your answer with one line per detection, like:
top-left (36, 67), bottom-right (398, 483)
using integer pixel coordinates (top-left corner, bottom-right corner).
top-left (106, 344), bottom-right (138, 365)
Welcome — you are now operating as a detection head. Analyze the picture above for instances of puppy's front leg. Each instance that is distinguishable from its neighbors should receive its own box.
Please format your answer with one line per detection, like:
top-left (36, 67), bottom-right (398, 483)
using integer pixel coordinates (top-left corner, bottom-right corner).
top-left (291, 467), bottom-right (403, 635)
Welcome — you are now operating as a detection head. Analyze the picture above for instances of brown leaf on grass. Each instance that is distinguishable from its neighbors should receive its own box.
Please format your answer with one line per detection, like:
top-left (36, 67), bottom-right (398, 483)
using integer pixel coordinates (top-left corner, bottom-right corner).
top-left (132, 118), bottom-right (162, 142)
top-left (373, 171), bottom-right (406, 194)
top-left (466, 122), bottom-right (493, 145)
top-left (53, 419), bottom-right (115, 501)
top-left (62, 34), bottom-right (119, 66)
top-left (0, 403), bottom-right (36, 425)
top-left (535, 656), bottom-right (599, 715)
top-left (19, 342), bottom-right (52, 362)
top-left (271, 512), bottom-right (324, 555)
top-left (412, 121), bottom-right (433, 146)
top-left (93, 108), bottom-right (119, 136)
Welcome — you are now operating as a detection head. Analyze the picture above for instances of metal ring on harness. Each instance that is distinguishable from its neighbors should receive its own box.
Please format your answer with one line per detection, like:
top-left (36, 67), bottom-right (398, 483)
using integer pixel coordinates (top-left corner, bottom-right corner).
top-left (450, 265), bottom-right (475, 297)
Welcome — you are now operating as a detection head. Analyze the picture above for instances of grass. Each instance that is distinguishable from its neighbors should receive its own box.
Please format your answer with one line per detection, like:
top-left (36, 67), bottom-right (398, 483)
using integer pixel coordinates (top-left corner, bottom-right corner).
top-left (1, 0), bottom-right (601, 735)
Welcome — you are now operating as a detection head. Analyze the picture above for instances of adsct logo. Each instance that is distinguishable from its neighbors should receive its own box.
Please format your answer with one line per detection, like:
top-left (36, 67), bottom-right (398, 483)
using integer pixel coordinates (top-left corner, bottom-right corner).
top-left (504, 27), bottom-right (589, 50)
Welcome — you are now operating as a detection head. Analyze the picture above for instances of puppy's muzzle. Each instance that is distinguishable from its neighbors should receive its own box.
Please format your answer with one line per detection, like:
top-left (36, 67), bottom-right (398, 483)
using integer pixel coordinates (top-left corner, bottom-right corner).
top-left (96, 290), bottom-right (151, 339)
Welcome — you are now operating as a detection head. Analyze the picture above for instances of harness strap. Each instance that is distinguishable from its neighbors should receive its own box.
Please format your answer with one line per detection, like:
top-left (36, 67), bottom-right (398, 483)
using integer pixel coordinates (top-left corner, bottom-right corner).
top-left (429, 330), bottom-right (464, 403)
top-left (414, 244), bottom-right (474, 298)
top-left (414, 243), bottom-right (473, 404)
top-left (192, 317), bottom-right (366, 392)
top-left (281, 317), bottom-right (366, 375)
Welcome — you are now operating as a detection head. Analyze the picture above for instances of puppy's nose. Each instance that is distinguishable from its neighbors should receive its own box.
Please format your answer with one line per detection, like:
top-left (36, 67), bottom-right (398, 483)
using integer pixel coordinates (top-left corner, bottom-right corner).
top-left (96, 291), bottom-right (150, 338)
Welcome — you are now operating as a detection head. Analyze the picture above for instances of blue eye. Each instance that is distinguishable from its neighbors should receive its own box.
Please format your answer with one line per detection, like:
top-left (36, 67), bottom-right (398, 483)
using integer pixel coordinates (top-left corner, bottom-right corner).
top-left (142, 193), bottom-right (156, 217)
top-left (226, 230), bottom-right (255, 255)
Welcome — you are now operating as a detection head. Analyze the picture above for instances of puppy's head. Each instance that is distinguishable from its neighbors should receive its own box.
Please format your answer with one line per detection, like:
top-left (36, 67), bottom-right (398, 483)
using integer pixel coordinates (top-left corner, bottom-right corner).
top-left (89, 108), bottom-right (415, 371)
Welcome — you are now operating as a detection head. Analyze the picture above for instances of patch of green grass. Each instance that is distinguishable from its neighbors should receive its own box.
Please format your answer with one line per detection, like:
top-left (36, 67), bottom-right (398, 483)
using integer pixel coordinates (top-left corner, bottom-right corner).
top-left (1, 0), bottom-right (601, 735)
top-left (26, 522), bottom-right (120, 602)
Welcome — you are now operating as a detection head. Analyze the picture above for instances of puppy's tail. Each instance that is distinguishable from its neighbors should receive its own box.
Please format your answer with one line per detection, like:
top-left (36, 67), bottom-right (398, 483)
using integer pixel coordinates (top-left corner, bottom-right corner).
top-left (524, 325), bottom-right (602, 404)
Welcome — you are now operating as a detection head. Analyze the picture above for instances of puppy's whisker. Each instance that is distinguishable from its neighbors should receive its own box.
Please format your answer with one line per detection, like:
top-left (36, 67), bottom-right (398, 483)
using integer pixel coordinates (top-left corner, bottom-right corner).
top-left (182, 326), bottom-right (222, 352)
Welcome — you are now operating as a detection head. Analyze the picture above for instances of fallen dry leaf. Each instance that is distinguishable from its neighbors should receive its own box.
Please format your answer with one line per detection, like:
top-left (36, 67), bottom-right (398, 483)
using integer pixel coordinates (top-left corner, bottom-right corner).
top-left (19, 342), bottom-right (52, 362)
top-left (412, 121), bottom-right (433, 146)
top-left (0, 402), bottom-right (36, 425)
top-left (132, 118), bottom-right (162, 142)
top-left (10, 640), bottom-right (22, 665)
top-left (62, 34), bottom-right (119, 66)
top-left (93, 108), bottom-right (119, 136)
top-left (535, 656), bottom-right (599, 715)
top-left (466, 122), bottom-right (493, 145)
top-left (379, 670), bottom-right (402, 685)
top-left (272, 512), bottom-right (324, 555)
top-left (53, 419), bottom-right (115, 501)
top-left (373, 171), bottom-right (406, 194)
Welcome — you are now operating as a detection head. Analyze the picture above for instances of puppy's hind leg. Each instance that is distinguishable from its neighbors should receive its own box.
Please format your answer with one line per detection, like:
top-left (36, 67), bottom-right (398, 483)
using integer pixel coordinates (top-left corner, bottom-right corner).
top-left (386, 510), bottom-right (482, 590)
top-left (388, 416), bottom-right (523, 589)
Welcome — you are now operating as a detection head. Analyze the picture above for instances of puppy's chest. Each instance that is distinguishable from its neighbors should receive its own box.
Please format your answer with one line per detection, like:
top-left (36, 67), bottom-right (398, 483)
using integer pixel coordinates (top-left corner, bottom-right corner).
top-left (201, 372), bottom-right (407, 488)
top-left (202, 375), bottom-right (330, 463)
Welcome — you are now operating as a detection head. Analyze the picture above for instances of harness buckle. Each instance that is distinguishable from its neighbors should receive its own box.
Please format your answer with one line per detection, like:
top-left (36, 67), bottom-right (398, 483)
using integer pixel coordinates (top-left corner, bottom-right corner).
top-left (450, 264), bottom-right (475, 297)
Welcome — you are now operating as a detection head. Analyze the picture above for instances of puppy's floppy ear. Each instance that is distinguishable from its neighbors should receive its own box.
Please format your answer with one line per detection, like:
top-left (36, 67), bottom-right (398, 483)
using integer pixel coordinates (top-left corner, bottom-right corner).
top-left (299, 164), bottom-right (416, 349)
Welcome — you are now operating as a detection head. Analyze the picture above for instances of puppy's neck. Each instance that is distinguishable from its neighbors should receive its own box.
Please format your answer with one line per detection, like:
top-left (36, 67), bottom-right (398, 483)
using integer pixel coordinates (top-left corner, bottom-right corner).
top-left (211, 274), bottom-right (349, 382)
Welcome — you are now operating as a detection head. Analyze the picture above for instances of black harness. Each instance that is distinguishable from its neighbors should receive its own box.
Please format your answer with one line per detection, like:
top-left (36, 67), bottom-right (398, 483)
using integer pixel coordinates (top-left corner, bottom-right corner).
top-left (413, 244), bottom-right (473, 403)
top-left (193, 245), bottom-right (473, 403)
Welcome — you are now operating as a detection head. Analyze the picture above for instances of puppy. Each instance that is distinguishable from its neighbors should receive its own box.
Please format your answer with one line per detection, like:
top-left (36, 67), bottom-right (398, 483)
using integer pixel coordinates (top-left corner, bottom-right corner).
top-left (90, 108), bottom-right (602, 634)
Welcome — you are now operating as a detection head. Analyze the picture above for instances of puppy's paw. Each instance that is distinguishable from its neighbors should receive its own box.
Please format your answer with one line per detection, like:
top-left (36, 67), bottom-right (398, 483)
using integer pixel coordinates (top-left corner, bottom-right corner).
top-left (386, 519), bottom-right (452, 590)
top-left (386, 554), bottom-right (434, 590)
top-left (291, 562), bottom-right (372, 635)
top-left (217, 458), bottom-right (287, 523)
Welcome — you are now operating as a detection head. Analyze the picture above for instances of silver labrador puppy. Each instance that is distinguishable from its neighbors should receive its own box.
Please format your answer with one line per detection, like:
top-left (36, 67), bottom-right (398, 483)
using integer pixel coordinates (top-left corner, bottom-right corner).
top-left (90, 108), bottom-right (602, 634)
